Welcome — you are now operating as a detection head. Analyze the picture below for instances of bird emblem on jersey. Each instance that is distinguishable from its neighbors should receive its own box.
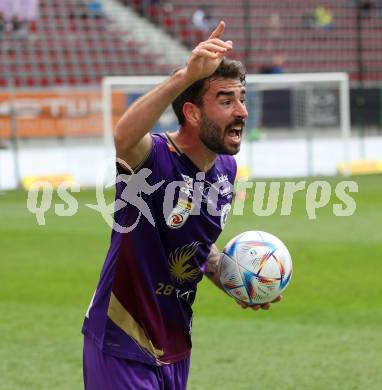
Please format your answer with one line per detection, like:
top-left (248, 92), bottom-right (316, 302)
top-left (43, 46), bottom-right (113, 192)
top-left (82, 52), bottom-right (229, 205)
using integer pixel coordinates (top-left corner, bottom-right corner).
top-left (169, 242), bottom-right (201, 283)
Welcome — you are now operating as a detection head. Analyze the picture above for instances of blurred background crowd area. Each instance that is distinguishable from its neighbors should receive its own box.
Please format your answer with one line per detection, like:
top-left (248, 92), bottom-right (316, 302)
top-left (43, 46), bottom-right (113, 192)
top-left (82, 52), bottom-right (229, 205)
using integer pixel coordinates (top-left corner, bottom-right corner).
top-left (0, 0), bottom-right (382, 87)
top-left (0, 1), bottom-right (381, 187)
top-left (0, 0), bottom-right (382, 146)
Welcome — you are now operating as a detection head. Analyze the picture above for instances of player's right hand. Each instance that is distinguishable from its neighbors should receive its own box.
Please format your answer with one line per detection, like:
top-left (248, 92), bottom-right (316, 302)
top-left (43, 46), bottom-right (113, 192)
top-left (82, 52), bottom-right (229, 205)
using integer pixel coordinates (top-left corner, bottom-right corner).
top-left (184, 21), bottom-right (233, 83)
top-left (236, 295), bottom-right (283, 311)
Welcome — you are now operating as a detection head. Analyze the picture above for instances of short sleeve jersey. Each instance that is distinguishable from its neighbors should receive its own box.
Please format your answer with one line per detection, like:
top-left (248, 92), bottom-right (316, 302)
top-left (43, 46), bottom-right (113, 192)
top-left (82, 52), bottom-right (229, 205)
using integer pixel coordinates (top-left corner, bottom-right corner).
top-left (82, 133), bottom-right (237, 365)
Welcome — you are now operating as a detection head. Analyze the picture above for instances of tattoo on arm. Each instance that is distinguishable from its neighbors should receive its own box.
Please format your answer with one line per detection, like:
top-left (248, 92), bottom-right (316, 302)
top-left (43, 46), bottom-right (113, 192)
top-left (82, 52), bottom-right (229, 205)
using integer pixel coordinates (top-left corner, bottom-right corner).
top-left (205, 244), bottom-right (223, 287)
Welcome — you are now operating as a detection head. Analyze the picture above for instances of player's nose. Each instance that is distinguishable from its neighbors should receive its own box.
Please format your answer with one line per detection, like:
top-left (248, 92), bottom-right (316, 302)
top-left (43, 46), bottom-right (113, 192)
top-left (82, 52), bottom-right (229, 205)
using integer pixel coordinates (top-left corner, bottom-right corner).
top-left (234, 101), bottom-right (248, 119)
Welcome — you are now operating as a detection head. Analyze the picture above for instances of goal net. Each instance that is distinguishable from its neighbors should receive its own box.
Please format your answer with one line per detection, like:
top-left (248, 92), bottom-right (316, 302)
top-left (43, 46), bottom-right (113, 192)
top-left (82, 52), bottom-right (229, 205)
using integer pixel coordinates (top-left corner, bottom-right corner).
top-left (102, 73), bottom-right (351, 178)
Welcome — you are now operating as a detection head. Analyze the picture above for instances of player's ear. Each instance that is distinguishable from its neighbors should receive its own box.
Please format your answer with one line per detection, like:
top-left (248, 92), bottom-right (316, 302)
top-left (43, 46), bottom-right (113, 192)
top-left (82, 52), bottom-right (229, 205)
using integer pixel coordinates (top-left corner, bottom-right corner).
top-left (183, 102), bottom-right (200, 126)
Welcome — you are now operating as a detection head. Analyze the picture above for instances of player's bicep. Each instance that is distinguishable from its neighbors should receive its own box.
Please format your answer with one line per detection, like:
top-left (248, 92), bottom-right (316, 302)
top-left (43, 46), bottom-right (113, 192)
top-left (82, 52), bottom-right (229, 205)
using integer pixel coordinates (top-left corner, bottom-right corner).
top-left (115, 133), bottom-right (152, 171)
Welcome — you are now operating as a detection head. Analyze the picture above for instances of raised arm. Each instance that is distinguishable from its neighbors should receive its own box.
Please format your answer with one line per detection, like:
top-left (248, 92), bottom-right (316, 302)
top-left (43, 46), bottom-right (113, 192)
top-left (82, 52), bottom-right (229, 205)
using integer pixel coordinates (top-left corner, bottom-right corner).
top-left (114, 21), bottom-right (233, 168)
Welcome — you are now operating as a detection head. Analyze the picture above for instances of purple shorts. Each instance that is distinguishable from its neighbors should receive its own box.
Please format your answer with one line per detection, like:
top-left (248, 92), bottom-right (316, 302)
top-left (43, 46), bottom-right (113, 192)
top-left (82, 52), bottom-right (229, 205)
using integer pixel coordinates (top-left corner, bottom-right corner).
top-left (83, 336), bottom-right (190, 390)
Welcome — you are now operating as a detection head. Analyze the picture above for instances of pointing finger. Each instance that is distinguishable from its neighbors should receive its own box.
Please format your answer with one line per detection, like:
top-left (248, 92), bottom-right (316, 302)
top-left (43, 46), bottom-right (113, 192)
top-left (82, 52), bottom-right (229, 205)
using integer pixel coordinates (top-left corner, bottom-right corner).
top-left (208, 20), bottom-right (225, 40)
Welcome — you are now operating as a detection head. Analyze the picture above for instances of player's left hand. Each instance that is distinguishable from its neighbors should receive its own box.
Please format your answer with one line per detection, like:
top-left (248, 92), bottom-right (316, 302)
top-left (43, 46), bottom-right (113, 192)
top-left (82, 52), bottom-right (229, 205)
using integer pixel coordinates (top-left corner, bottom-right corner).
top-left (236, 295), bottom-right (283, 311)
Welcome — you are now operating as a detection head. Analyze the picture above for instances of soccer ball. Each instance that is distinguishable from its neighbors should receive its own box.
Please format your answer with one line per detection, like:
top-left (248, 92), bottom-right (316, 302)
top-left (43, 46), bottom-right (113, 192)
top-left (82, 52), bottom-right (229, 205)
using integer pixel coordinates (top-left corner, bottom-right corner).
top-left (219, 231), bottom-right (293, 305)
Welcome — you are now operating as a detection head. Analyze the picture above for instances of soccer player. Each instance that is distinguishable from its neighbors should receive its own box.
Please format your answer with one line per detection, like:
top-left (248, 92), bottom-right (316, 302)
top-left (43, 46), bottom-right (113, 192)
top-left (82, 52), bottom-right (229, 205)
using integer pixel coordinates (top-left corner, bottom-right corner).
top-left (82, 21), bottom-right (281, 389)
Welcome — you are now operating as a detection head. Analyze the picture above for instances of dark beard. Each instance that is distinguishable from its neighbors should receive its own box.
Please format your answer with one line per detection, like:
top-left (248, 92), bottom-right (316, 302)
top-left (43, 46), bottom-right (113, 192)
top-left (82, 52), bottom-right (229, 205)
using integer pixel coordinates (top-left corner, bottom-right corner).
top-left (199, 112), bottom-right (243, 155)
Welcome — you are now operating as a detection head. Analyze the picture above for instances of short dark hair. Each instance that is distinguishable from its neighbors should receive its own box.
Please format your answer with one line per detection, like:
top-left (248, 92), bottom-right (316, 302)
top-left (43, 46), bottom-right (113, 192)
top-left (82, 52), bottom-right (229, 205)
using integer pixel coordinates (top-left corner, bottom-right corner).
top-left (172, 58), bottom-right (246, 125)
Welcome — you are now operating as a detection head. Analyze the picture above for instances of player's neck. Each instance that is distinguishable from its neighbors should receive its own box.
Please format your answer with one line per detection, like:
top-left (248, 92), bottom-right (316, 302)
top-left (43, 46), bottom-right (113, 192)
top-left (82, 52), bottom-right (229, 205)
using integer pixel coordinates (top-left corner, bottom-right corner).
top-left (170, 127), bottom-right (217, 172)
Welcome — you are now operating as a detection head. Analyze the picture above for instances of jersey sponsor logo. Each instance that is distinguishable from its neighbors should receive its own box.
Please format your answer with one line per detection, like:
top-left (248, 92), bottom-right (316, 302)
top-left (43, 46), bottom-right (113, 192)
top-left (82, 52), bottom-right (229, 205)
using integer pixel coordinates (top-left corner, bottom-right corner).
top-left (179, 174), bottom-right (194, 197)
top-left (175, 288), bottom-right (196, 305)
top-left (217, 174), bottom-right (229, 184)
top-left (169, 242), bottom-right (201, 283)
top-left (168, 213), bottom-right (184, 228)
top-left (166, 173), bottom-right (195, 229)
top-left (166, 199), bottom-right (193, 229)
top-left (180, 173), bottom-right (194, 198)
top-left (181, 174), bottom-right (193, 189)
top-left (216, 174), bottom-right (232, 197)
top-left (200, 174), bottom-right (232, 199)
top-left (220, 183), bottom-right (232, 197)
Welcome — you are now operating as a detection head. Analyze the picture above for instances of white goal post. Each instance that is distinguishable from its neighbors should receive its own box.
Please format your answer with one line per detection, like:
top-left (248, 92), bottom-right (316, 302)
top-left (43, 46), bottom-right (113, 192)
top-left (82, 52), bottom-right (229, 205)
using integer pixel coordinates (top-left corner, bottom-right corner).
top-left (102, 73), bottom-right (351, 177)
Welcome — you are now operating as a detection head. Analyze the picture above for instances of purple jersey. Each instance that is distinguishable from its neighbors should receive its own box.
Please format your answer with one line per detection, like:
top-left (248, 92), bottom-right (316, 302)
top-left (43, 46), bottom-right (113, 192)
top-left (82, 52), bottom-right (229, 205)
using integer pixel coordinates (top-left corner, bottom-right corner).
top-left (82, 133), bottom-right (237, 365)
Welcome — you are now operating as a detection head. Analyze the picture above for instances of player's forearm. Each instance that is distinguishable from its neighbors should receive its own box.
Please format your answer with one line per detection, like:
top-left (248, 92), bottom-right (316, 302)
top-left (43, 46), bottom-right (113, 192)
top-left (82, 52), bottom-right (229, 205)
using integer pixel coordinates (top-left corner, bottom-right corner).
top-left (114, 68), bottom-right (193, 150)
top-left (204, 244), bottom-right (225, 291)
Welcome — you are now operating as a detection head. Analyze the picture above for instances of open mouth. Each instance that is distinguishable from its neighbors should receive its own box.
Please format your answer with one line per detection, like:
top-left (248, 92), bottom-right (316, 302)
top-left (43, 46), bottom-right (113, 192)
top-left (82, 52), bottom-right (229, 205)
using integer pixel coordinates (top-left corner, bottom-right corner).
top-left (227, 127), bottom-right (242, 143)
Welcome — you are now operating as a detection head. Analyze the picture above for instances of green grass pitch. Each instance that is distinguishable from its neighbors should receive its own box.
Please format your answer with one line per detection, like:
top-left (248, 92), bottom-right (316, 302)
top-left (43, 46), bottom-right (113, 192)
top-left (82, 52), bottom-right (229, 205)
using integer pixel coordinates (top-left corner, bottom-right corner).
top-left (1, 175), bottom-right (381, 389)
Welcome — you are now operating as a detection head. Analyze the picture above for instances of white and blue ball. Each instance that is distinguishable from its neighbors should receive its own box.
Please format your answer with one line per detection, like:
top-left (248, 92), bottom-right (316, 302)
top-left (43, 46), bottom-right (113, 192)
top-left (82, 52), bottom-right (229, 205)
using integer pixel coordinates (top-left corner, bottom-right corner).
top-left (219, 231), bottom-right (293, 305)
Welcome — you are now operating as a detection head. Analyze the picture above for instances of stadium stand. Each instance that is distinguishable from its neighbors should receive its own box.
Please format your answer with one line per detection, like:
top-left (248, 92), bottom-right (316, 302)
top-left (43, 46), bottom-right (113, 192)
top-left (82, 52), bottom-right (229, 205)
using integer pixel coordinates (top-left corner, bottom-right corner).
top-left (130, 0), bottom-right (382, 81)
top-left (1, 0), bottom-right (381, 87)
top-left (0, 1), bottom-right (381, 186)
top-left (0, 0), bottom-right (187, 87)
